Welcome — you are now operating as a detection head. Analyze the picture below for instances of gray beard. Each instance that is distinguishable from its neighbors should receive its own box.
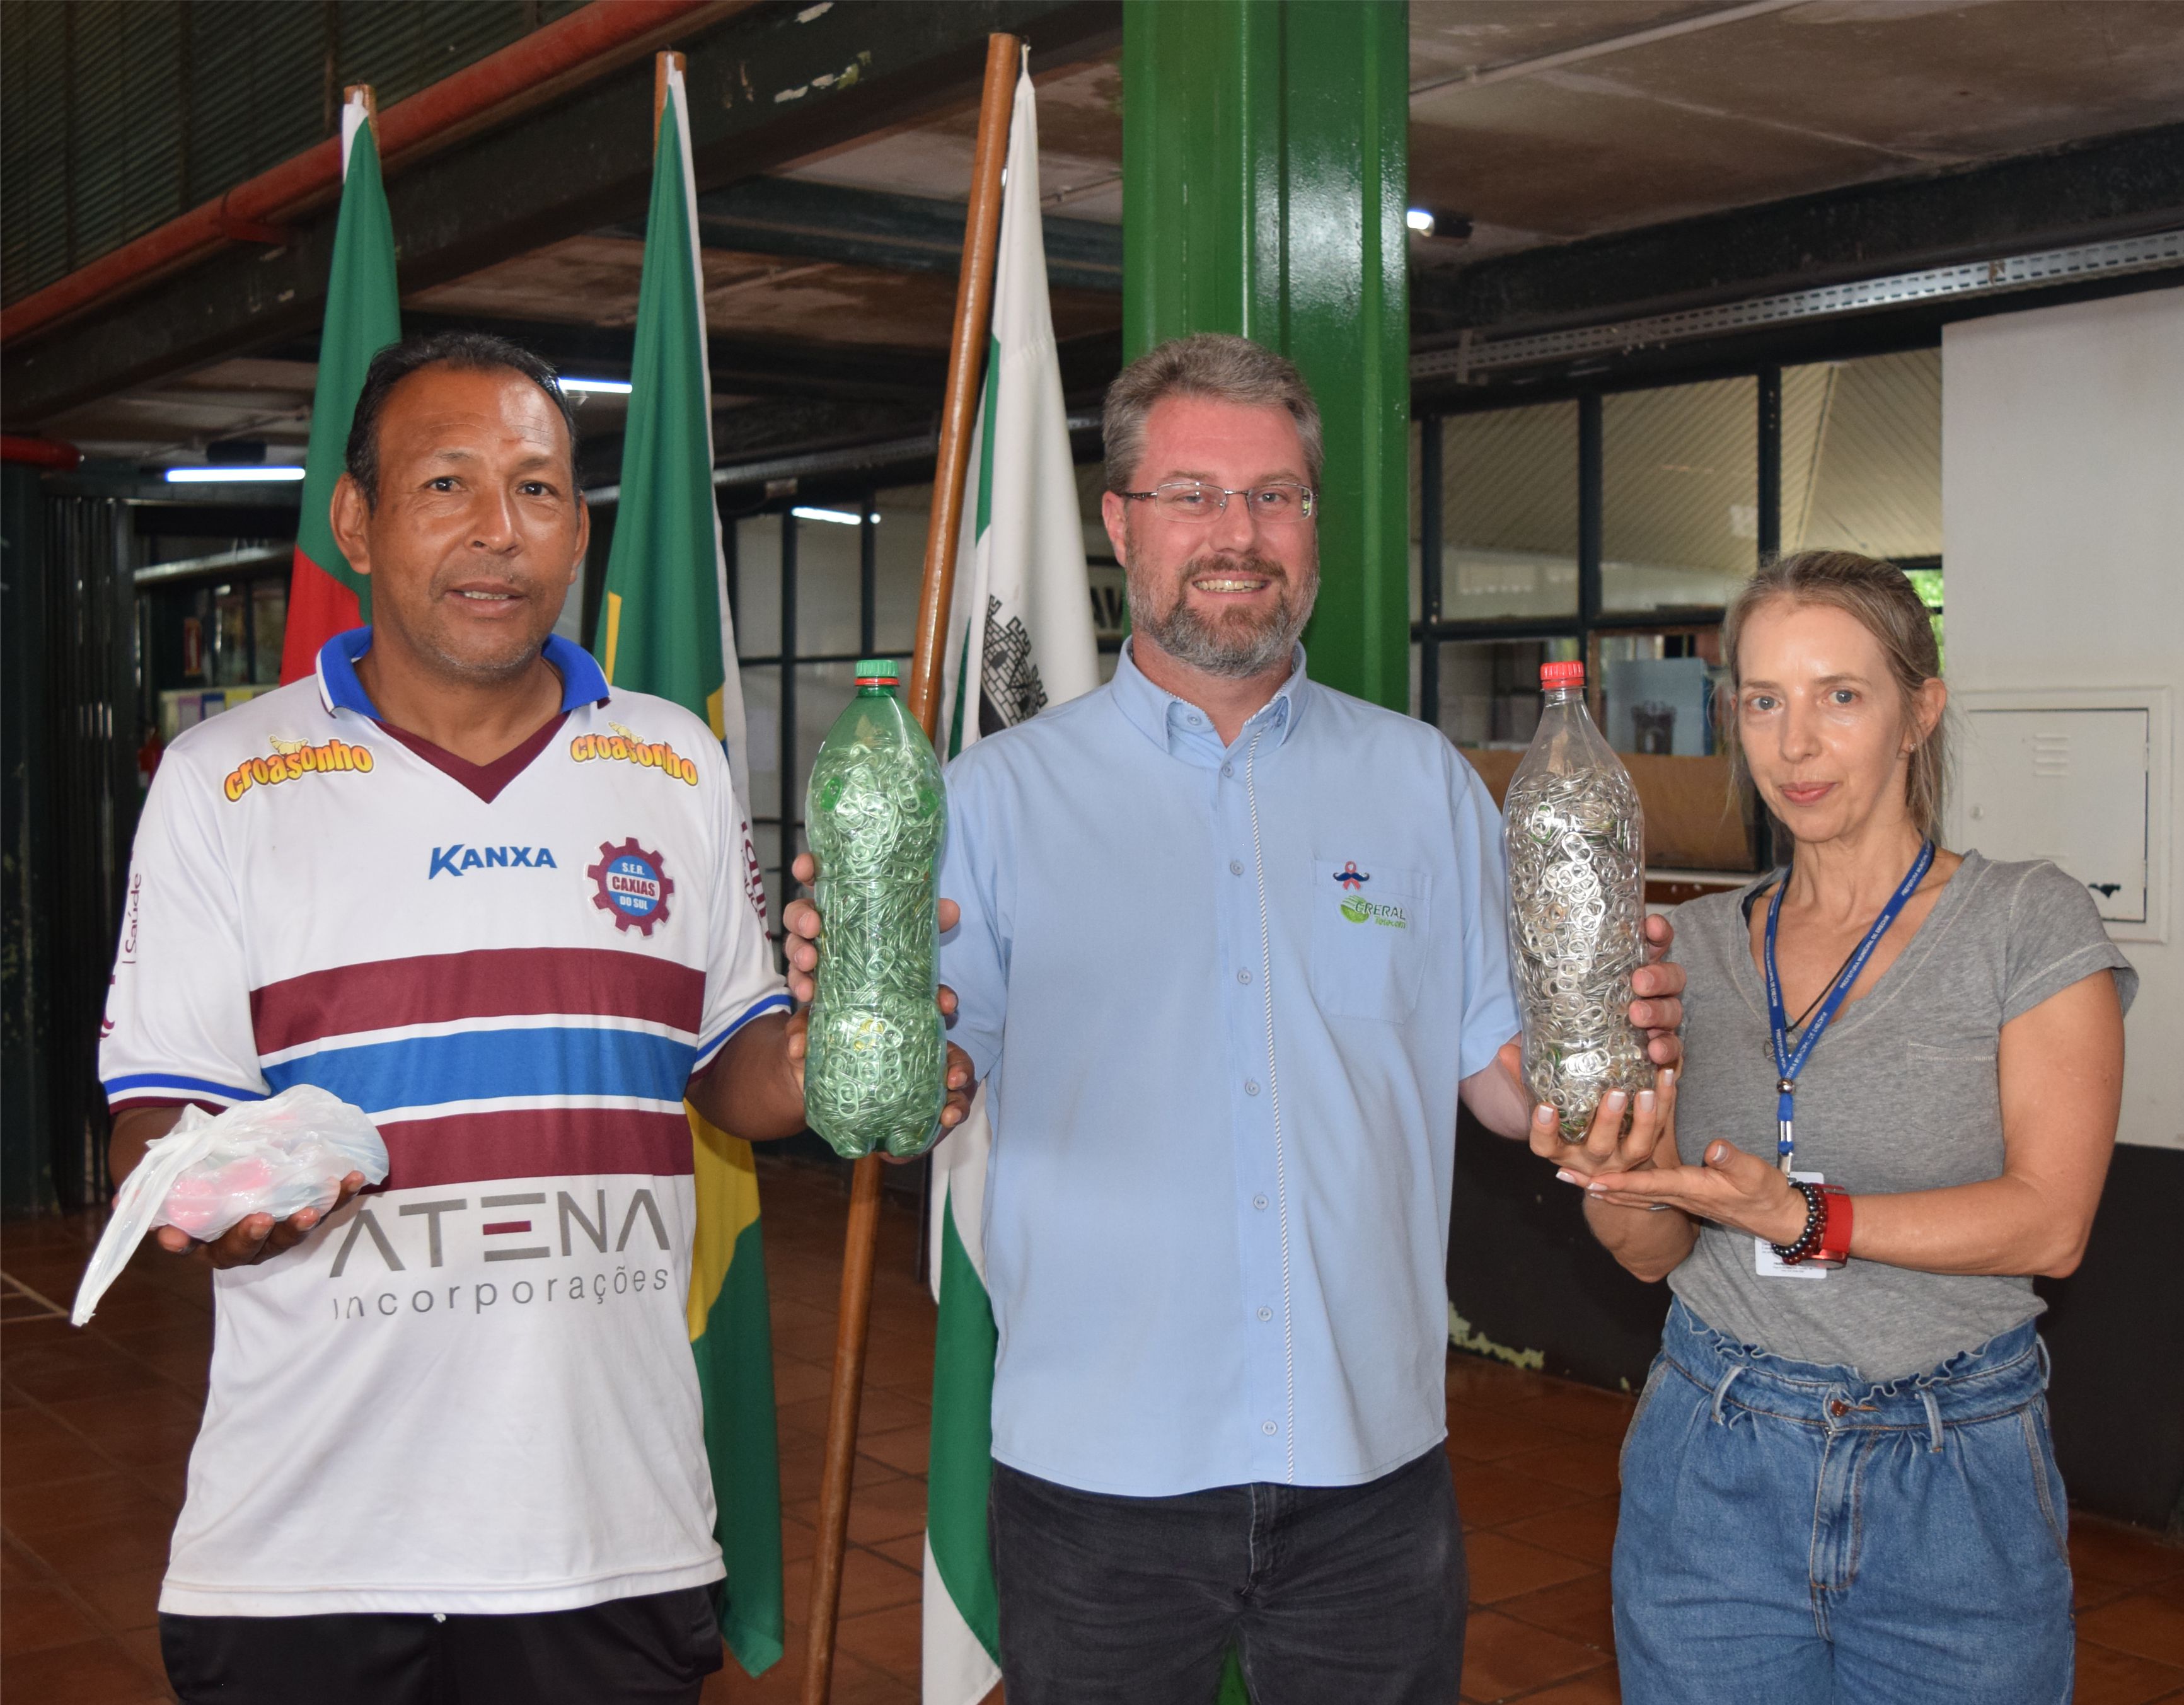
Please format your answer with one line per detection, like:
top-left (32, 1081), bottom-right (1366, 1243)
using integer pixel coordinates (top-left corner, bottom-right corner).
top-left (1130, 554), bottom-right (1318, 680)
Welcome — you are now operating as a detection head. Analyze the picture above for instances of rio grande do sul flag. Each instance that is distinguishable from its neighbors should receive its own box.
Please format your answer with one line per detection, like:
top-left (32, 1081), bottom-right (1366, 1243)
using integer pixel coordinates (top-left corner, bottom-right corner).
top-left (591, 53), bottom-right (782, 1679)
top-left (276, 90), bottom-right (399, 683)
top-left (923, 57), bottom-right (1101, 1705)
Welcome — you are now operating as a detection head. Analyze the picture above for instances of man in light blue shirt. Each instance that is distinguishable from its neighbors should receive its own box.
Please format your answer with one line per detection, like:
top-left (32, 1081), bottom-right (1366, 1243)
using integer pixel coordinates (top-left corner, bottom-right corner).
top-left (946, 629), bottom-right (1516, 1500)
top-left (789, 334), bottom-right (1684, 1703)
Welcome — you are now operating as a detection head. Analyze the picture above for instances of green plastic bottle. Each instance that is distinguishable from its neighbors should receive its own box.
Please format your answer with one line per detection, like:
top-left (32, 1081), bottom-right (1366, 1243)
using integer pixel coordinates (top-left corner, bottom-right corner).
top-left (803, 659), bottom-right (949, 1159)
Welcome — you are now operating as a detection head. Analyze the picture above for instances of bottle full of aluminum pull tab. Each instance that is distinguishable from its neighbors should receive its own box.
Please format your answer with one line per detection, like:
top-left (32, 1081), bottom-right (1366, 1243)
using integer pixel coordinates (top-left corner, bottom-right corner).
top-left (1503, 661), bottom-right (1651, 1137)
top-left (802, 659), bottom-right (948, 1160)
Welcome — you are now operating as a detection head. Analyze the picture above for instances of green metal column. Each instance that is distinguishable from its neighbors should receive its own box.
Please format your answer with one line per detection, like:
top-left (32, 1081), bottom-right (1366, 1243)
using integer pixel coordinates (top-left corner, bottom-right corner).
top-left (1122, 0), bottom-right (1411, 710)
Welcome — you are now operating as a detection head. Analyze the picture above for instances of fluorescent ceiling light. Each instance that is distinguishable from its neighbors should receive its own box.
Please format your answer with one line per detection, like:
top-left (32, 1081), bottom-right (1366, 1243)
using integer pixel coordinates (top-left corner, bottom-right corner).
top-left (792, 506), bottom-right (879, 526)
top-left (1404, 208), bottom-right (1436, 236)
top-left (165, 466), bottom-right (306, 483)
top-left (560, 377), bottom-right (633, 395)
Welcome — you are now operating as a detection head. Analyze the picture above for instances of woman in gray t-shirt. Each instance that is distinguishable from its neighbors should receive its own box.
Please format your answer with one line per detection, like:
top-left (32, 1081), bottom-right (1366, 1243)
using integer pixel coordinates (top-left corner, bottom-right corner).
top-left (1542, 551), bottom-right (2133, 1705)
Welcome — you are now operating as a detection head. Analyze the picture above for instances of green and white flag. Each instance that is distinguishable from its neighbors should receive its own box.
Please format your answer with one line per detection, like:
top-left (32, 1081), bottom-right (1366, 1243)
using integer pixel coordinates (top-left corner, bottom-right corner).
top-left (591, 55), bottom-right (782, 1680)
top-left (923, 57), bottom-right (1101, 1705)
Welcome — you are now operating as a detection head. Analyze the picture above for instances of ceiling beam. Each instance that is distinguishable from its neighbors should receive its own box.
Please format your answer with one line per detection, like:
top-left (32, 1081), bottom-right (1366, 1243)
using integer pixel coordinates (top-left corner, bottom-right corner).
top-left (390, 315), bottom-right (1119, 415)
top-left (710, 397), bottom-right (932, 464)
top-left (572, 327), bottom-right (1121, 487)
top-left (3, 0), bottom-right (1122, 427)
top-left (1414, 122), bottom-right (2184, 342)
top-left (576, 396), bottom-right (935, 492)
top-left (608, 176), bottom-right (1121, 292)
top-left (384, 311), bottom-right (950, 403)
top-left (1415, 260), bottom-right (2183, 413)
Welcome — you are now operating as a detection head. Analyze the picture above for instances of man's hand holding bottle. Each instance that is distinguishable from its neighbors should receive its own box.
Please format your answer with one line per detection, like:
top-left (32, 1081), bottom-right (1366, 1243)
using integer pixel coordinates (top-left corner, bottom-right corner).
top-left (782, 849), bottom-right (979, 1150)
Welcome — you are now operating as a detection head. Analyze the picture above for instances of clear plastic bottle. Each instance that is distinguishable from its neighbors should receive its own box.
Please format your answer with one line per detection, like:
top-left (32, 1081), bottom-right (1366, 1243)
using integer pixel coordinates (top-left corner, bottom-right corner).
top-left (803, 659), bottom-right (948, 1159)
top-left (1503, 661), bottom-right (1651, 1138)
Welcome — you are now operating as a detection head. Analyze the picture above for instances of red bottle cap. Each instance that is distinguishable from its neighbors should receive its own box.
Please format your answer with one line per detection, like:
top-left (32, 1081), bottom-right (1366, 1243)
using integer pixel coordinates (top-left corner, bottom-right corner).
top-left (1540, 661), bottom-right (1586, 688)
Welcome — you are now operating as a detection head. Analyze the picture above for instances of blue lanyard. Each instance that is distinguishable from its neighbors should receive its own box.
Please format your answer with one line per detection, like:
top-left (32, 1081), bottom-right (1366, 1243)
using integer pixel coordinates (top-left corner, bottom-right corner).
top-left (1762, 840), bottom-right (1934, 1174)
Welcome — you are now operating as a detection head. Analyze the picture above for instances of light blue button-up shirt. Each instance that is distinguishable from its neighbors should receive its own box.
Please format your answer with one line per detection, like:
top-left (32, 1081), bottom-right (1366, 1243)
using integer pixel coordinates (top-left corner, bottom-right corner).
top-left (939, 639), bottom-right (1520, 1496)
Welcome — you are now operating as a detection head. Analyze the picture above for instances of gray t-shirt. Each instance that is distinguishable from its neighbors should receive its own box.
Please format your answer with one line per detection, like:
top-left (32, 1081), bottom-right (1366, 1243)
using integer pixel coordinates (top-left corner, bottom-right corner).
top-left (1666, 850), bottom-right (2137, 1381)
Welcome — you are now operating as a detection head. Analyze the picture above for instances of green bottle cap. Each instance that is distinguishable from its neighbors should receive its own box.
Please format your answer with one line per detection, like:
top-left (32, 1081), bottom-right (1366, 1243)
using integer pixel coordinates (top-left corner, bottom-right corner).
top-left (855, 658), bottom-right (899, 683)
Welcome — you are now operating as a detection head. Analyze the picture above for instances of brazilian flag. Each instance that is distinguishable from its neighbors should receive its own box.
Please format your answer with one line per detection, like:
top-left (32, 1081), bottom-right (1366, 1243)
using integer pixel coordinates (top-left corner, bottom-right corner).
top-left (592, 54), bottom-right (782, 1678)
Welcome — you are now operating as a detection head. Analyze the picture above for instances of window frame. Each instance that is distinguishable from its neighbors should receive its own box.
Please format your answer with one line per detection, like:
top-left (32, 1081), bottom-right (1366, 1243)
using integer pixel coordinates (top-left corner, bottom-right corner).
top-left (1415, 376), bottom-right (1786, 725)
top-left (727, 496), bottom-right (885, 951)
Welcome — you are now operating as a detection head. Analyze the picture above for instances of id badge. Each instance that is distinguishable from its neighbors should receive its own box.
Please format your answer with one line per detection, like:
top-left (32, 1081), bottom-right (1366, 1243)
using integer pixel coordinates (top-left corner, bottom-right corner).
top-left (1754, 1170), bottom-right (1829, 1281)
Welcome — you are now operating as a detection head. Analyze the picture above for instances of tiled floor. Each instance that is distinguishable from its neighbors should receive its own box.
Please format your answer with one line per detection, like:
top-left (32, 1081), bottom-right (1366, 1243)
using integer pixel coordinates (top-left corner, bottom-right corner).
top-left (5, 1159), bottom-right (2181, 1704)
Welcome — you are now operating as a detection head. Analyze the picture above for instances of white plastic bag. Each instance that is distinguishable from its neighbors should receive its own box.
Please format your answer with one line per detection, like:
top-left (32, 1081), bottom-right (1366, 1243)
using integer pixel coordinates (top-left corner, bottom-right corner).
top-left (72, 1085), bottom-right (388, 1326)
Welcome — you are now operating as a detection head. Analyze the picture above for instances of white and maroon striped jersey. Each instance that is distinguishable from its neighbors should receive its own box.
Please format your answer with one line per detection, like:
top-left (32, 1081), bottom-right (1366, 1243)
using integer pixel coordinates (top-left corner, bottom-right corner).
top-left (99, 628), bottom-right (787, 1617)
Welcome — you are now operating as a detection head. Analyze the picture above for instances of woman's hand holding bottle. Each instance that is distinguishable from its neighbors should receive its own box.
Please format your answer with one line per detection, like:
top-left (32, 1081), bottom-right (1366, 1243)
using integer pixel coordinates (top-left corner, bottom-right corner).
top-left (1502, 1038), bottom-right (1678, 1192)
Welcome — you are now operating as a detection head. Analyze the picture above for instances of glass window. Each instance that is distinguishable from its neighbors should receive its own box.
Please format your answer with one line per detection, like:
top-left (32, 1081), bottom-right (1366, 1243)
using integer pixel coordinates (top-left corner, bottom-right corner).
top-left (789, 509), bottom-right (864, 657)
top-left (212, 584), bottom-right (251, 685)
top-left (1432, 636), bottom-right (1581, 750)
top-left (732, 514), bottom-right (782, 661)
top-left (740, 662), bottom-right (781, 825)
top-left (1075, 461), bottom-right (1114, 565)
top-left (1780, 350), bottom-right (1940, 562)
top-left (1077, 463), bottom-right (1126, 686)
top-left (1590, 629), bottom-right (1726, 758)
top-left (251, 580), bottom-right (286, 685)
top-left (180, 587), bottom-right (209, 683)
top-left (725, 460), bottom-right (1118, 935)
top-left (1602, 376), bottom-right (1757, 615)
top-left (795, 661), bottom-right (857, 806)
top-left (1438, 401), bottom-right (1580, 621)
top-left (1904, 565), bottom-right (1944, 664)
top-left (870, 484), bottom-right (932, 657)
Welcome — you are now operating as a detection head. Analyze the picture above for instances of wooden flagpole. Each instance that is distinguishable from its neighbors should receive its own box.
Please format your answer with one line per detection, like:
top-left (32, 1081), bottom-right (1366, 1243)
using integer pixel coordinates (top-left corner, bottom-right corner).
top-left (652, 49), bottom-right (682, 142)
top-left (800, 32), bottom-right (1021, 1705)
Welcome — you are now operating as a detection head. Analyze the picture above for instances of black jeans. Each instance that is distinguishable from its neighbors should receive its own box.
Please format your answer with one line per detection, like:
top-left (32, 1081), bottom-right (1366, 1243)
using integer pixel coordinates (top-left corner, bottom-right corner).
top-left (989, 1446), bottom-right (1466, 1705)
top-left (159, 1583), bottom-right (724, 1705)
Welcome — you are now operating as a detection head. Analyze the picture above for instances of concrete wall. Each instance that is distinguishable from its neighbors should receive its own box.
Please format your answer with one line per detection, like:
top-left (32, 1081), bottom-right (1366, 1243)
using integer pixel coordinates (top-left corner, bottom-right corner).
top-left (1943, 286), bottom-right (2184, 1152)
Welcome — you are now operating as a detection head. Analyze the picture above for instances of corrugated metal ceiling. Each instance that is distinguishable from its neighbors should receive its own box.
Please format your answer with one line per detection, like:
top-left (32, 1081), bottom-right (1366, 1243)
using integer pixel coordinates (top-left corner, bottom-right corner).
top-left (0, 0), bottom-right (589, 304)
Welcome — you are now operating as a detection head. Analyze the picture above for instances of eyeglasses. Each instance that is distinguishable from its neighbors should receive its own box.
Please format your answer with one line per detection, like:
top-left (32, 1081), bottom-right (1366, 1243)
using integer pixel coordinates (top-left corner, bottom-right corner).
top-left (1119, 481), bottom-right (1317, 525)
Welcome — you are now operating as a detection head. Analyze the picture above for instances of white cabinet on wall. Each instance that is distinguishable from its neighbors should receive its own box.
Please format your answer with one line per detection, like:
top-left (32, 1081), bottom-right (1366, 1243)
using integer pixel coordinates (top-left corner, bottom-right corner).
top-left (1951, 687), bottom-right (2170, 943)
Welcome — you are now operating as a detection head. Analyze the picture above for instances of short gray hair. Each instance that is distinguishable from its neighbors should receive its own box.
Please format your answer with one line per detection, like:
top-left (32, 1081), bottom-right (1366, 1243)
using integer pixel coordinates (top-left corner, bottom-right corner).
top-left (1102, 333), bottom-right (1324, 495)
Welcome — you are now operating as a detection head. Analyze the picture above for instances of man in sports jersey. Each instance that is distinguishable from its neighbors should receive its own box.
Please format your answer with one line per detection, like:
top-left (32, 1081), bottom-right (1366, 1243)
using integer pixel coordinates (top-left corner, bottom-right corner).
top-left (101, 332), bottom-right (968, 1705)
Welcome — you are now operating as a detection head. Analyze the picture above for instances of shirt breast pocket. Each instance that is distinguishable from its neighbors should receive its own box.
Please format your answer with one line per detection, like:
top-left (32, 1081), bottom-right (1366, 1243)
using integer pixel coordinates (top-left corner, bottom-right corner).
top-left (1308, 858), bottom-right (1431, 1023)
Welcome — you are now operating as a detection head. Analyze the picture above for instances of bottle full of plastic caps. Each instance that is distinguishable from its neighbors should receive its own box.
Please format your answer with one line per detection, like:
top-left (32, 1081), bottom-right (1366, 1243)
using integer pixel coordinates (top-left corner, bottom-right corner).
top-left (1503, 661), bottom-right (1651, 1138)
top-left (804, 659), bottom-right (949, 1159)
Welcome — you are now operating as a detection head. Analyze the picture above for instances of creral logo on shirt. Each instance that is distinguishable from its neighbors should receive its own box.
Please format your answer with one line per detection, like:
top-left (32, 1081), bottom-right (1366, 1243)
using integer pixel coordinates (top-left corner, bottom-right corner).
top-left (427, 845), bottom-right (560, 879)
top-left (1341, 895), bottom-right (1409, 928)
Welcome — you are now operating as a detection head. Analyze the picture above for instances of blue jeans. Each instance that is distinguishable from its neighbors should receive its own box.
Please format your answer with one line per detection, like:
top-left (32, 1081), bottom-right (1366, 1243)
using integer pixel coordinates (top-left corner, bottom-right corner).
top-left (1614, 1298), bottom-right (2073, 1705)
top-left (988, 1447), bottom-right (1465, 1705)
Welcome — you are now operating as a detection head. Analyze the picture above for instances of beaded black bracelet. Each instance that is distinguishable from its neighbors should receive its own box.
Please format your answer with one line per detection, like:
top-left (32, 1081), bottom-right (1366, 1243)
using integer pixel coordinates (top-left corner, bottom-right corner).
top-left (1770, 1179), bottom-right (1826, 1264)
